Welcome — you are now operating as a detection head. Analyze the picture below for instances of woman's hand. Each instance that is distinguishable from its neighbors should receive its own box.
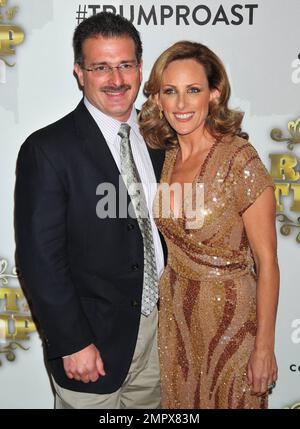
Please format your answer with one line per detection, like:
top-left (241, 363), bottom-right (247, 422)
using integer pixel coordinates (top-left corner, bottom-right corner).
top-left (247, 348), bottom-right (278, 396)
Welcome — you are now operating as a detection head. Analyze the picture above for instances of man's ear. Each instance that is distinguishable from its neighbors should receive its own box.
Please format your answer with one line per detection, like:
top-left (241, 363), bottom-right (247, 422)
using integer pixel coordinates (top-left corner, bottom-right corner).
top-left (74, 63), bottom-right (84, 88)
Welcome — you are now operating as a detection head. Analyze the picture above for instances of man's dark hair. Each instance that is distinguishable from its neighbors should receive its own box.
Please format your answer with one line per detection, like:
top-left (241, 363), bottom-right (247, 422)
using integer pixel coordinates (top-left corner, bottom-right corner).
top-left (73, 12), bottom-right (143, 65)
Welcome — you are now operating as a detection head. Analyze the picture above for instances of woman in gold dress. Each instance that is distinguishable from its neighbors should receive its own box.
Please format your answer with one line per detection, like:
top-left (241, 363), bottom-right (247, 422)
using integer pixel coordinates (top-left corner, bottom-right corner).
top-left (139, 41), bottom-right (279, 409)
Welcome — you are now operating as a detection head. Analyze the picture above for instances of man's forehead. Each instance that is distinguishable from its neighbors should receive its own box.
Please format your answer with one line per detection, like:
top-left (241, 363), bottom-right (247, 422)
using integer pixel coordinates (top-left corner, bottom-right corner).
top-left (82, 37), bottom-right (137, 65)
top-left (83, 35), bottom-right (135, 48)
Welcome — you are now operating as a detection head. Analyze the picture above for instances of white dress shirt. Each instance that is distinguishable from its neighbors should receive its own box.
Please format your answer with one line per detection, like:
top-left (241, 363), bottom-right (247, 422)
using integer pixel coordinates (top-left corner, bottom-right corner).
top-left (84, 97), bottom-right (164, 278)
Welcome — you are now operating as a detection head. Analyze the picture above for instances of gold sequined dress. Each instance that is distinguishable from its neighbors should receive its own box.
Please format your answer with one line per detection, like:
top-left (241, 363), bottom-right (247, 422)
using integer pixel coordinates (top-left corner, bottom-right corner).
top-left (154, 137), bottom-right (274, 409)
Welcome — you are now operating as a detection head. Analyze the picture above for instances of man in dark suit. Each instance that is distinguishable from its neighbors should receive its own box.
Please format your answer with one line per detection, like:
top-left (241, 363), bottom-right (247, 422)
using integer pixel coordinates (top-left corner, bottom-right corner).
top-left (14, 12), bottom-right (165, 409)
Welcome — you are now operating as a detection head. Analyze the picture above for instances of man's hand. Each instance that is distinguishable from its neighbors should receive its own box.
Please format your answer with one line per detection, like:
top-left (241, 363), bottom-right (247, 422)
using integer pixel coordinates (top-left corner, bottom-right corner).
top-left (63, 344), bottom-right (106, 383)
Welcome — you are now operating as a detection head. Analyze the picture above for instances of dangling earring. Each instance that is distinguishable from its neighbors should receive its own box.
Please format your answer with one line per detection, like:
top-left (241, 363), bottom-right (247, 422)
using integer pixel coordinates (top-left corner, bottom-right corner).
top-left (159, 110), bottom-right (163, 120)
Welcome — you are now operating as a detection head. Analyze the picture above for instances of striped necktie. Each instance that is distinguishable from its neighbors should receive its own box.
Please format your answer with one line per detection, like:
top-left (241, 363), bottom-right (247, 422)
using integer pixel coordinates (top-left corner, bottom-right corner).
top-left (118, 123), bottom-right (159, 316)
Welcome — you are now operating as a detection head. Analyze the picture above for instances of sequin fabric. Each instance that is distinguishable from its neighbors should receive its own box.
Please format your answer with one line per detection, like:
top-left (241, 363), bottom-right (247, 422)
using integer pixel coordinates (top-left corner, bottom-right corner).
top-left (154, 137), bottom-right (274, 409)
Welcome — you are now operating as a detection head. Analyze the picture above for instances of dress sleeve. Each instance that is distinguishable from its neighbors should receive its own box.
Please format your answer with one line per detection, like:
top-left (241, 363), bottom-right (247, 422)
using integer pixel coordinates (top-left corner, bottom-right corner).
top-left (232, 141), bottom-right (275, 214)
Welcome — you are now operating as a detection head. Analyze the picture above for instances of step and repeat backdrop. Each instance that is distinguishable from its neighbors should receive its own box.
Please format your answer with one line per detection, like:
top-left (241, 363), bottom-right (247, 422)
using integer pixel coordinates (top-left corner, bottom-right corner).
top-left (0, 0), bottom-right (299, 409)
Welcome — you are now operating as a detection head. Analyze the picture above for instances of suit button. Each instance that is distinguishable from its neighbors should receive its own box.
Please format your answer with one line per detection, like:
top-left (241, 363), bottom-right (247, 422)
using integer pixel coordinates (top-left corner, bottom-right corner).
top-left (127, 223), bottom-right (135, 231)
top-left (131, 300), bottom-right (139, 308)
top-left (131, 264), bottom-right (139, 271)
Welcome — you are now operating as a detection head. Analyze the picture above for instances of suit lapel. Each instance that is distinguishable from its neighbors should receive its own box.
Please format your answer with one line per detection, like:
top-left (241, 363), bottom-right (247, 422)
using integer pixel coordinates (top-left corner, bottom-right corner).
top-left (146, 146), bottom-right (165, 183)
top-left (135, 109), bottom-right (165, 183)
top-left (73, 99), bottom-right (121, 188)
top-left (73, 99), bottom-right (165, 194)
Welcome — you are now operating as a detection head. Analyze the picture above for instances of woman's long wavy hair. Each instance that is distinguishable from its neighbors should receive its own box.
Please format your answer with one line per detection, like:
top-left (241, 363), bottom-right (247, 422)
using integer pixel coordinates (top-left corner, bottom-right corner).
top-left (139, 41), bottom-right (248, 149)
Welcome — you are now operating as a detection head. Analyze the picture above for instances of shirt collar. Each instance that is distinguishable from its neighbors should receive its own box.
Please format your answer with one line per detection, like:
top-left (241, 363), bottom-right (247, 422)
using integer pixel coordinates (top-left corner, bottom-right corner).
top-left (84, 97), bottom-right (139, 144)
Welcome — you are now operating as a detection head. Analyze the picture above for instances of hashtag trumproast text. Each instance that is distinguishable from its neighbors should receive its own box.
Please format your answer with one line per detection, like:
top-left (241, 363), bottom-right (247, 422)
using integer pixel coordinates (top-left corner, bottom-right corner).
top-left (76, 4), bottom-right (88, 24)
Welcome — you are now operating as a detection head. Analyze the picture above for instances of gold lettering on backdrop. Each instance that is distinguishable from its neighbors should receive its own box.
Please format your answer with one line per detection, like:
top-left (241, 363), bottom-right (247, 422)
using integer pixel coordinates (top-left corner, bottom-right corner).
top-left (270, 155), bottom-right (300, 212)
top-left (0, 0), bottom-right (24, 83)
top-left (270, 119), bottom-right (300, 243)
top-left (0, 287), bottom-right (26, 312)
top-left (290, 184), bottom-right (300, 212)
top-left (269, 154), bottom-right (299, 181)
top-left (0, 314), bottom-right (36, 341)
top-left (274, 183), bottom-right (290, 212)
top-left (0, 25), bottom-right (24, 55)
top-left (0, 259), bottom-right (36, 366)
top-left (273, 183), bottom-right (300, 213)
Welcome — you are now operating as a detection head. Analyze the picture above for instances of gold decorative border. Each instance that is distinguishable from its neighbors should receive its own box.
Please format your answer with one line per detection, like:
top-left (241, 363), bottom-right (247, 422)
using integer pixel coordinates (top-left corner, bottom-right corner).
top-left (0, 57), bottom-right (15, 67)
top-left (0, 258), bottom-right (17, 284)
top-left (271, 118), bottom-right (300, 151)
top-left (0, 342), bottom-right (29, 366)
top-left (276, 214), bottom-right (300, 244)
top-left (284, 401), bottom-right (300, 409)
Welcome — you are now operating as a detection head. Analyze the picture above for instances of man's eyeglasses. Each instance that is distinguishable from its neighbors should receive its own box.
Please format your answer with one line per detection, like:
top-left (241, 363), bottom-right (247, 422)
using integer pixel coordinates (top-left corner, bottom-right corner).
top-left (80, 62), bottom-right (139, 76)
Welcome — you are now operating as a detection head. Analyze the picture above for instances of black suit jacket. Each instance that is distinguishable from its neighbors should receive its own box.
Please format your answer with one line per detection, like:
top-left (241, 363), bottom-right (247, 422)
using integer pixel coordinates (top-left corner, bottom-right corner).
top-left (14, 100), bottom-right (166, 394)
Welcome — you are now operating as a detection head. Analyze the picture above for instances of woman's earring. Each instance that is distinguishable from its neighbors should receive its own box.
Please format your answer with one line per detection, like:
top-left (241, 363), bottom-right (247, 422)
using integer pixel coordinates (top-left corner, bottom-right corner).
top-left (159, 110), bottom-right (163, 120)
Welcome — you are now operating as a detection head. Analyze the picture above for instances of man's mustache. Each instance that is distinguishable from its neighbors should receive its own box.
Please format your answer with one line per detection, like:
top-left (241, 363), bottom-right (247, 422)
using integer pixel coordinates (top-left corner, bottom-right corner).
top-left (101, 85), bottom-right (131, 94)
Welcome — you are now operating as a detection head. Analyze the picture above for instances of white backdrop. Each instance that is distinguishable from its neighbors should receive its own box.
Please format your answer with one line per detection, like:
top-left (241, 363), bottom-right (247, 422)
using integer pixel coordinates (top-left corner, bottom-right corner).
top-left (0, 0), bottom-right (299, 409)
